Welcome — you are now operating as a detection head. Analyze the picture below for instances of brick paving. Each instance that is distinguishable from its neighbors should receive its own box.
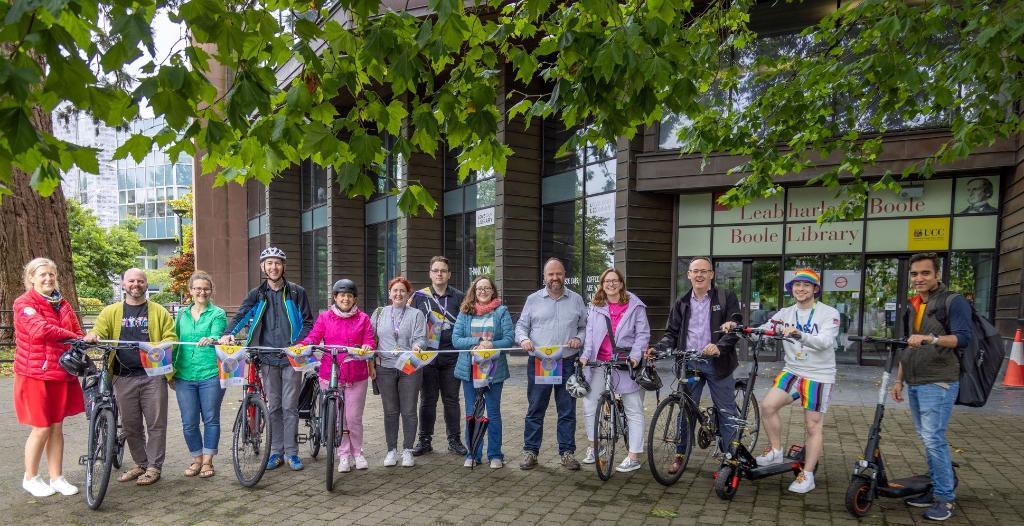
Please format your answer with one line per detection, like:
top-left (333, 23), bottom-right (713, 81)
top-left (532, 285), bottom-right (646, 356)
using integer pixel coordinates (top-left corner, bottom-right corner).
top-left (2, 357), bottom-right (1024, 525)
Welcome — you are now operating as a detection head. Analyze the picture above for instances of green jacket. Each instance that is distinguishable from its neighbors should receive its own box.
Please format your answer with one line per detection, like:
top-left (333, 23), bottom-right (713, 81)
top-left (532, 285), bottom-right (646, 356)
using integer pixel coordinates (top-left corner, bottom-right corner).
top-left (173, 304), bottom-right (227, 381)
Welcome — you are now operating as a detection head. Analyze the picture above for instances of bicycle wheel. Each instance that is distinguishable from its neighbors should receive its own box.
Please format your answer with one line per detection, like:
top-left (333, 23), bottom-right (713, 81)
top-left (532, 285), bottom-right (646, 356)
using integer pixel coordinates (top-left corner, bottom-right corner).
top-left (647, 397), bottom-right (692, 486)
top-left (307, 385), bottom-right (322, 459)
top-left (232, 394), bottom-right (271, 487)
top-left (85, 407), bottom-right (116, 510)
top-left (733, 385), bottom-right (760, 453)
top-left (324, 397), bottom-right (337, 491)
top-left (112, 411), bottom-right (126, 469)
top-left (594, 394), bottom-right (616, 481)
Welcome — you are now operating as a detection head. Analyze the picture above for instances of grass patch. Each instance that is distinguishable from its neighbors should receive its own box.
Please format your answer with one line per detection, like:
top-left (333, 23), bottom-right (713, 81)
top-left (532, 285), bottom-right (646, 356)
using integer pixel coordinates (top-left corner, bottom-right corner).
top-left (1, 346), bottom-right (13, 377)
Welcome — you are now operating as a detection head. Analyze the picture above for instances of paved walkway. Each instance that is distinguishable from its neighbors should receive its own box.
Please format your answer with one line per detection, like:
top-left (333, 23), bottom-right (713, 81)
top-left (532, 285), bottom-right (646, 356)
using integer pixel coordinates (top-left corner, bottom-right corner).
top-left (2, 357), bottom-right (1024, 525)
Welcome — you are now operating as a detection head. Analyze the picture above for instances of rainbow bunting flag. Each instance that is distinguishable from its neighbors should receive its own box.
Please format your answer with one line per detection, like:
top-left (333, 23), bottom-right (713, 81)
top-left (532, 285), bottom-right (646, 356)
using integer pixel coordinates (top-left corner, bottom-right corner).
top-left (424, 310), bottom-right (445, 349)
top-left (216, 345), bottom-right (248, 388)
top-left (398, 349), bottom-right (439, 375)
top-left (471, 350), bottom-right (498, 388)
top-left (284, 344), bottom-right (317, 372)
top-left (138, 342), bottom-right (174, 377)
top-left (533, 346), bottom-right (564, 385)
top-left (346, 347), bottom-right (376, 361)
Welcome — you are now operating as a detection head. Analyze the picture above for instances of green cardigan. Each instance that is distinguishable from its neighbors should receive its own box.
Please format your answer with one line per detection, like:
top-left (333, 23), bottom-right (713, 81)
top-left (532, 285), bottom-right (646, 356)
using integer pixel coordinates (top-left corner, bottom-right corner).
top-left (173, 304), bottom-right (227, 381)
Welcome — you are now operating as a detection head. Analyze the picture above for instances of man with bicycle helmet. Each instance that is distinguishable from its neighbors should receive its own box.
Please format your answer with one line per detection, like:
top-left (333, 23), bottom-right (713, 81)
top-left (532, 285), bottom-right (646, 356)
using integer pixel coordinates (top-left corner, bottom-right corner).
top-left (219, 246), bottom-right (314, 471)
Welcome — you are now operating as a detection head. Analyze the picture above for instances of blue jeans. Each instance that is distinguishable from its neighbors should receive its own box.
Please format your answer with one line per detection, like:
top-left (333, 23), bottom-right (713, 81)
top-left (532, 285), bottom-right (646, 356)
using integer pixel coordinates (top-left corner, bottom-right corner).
top-left (175, 377), bottom-right (226, 456)
top-left (524, 357), bottom-right (577, 455)
top-left (463, 380), bottom-right (504, 462)
top-left (907, 382), bottom-right (959, 501)
top-left (684, 361), bottom-right (738, 452)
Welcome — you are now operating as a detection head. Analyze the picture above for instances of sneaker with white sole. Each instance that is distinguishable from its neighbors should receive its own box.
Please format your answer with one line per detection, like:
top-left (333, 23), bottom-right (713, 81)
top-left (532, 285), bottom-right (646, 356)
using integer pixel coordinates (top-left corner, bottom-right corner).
top-left (582, 447), bottom-right (596, 465)
top-left (49, 476), bottom-right (78, 496)
top-left (923, 499), bottom-right (954, 521)
top-left (383, 449), bottom-right (399, 467)
top-left (755, 447), bottom-right (784, 466)
top-left (788, 470), bottom-right (815, 493)
top-left (490, 458), bottom-right (503, 469)
top-left (401, 449), bottom-right (415, 467)
top-left (616, 458), bottom-right (642, 473)
top-left (354, 455), bottom-right (369, 470)
top-left (463, 458), bottom-right (476, 468)
top-left (23, 475), bottom-right (56, 497)
top-left (337, 457), bottom-right (351, 473)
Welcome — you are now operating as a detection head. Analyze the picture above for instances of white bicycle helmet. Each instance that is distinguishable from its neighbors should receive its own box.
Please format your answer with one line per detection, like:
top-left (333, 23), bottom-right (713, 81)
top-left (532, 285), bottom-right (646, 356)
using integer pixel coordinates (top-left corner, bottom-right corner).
top-left (259, 246), bottom-right (287, 262)
top-left (565, 364), bottom-right (590, 399)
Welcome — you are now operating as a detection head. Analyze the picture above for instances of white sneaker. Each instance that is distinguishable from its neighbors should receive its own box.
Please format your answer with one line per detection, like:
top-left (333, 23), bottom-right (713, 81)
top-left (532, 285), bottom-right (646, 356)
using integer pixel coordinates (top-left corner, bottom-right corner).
top-left (383, 449), bottom-right (398, 467)
top-left (755, 447), bottom-right (784, 466)
top-left (489, 458), bottom-right (503, 469)
top-left (582, 447), bottom-right (596, 465)
top-left (401, 449), bottom-right (415, 467)
top-left (337, 457), bottom-right (351, 473)
top-left (23, 475), bottom-right (56, 497)
top-left (616, 457), bottom-right (642, 473)
top-left (463, 458), bottom-right (476, 468)
top-left (49, 476), bottom-right (78, 496)
top-left (788, 470), bottom-right (815, 493)
top-left (354, 455), bottom-right (369, 470)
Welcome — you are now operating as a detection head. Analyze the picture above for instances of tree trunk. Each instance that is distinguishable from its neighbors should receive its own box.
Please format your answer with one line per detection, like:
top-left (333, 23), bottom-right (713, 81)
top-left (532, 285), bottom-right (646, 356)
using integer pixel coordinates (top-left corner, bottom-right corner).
top-left (0, 105), bottom-right (79, 340)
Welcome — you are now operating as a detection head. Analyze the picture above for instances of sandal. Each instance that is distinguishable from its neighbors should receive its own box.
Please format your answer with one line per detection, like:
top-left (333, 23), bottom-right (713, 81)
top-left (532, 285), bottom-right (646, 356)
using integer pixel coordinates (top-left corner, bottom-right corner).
top-left (184, 459), bottom-right (202, 477)
top-left (135, 467), bottom-right (161, 486)
top-left (199, 461), bottom-right (215, 478)
top-left (118, 465), bottom-right (146, 482)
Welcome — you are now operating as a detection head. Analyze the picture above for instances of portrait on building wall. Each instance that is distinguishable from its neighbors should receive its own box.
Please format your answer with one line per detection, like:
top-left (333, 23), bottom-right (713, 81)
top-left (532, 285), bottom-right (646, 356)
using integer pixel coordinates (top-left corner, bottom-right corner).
top-left (955, 176), bottom-right (999, 214)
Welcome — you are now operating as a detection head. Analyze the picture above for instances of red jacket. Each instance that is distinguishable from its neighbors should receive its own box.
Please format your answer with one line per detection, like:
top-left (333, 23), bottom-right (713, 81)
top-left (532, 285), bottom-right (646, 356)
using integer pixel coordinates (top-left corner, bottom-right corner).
top-left (13, 290), bottom-right (83, 381)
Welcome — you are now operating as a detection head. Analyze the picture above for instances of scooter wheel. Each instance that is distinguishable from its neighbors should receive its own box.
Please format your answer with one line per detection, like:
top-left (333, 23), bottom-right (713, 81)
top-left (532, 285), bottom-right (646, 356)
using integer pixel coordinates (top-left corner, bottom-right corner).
top-left (714, 465), bottom-right (738, 500)
top-left (845, 479), bottom-right (873, 517)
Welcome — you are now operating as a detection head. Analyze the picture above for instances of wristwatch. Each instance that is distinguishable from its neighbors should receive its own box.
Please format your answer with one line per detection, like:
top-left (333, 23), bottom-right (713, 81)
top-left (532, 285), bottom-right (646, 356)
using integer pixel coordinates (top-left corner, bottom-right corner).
top-left (930, 334), bottom-right (940, 346)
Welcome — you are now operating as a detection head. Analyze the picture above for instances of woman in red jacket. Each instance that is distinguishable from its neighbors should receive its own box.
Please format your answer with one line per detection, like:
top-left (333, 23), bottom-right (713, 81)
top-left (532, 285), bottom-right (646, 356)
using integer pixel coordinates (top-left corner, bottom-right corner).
top-left (13, 258), bottom-right (85, 498)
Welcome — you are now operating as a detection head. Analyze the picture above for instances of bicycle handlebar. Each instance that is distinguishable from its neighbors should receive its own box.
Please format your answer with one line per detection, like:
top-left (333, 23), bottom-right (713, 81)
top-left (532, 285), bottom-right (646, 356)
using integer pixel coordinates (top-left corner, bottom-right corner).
top-left (650, 348), bottom-right (707, 362)
top-left (847, 335), bottom-right (908, 347)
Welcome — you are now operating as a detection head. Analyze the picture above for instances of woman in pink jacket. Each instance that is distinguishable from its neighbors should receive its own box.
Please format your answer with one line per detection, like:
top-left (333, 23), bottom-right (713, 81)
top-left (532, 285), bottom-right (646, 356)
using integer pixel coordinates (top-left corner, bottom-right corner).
top-left (302, 279), bottom-right (376, 472)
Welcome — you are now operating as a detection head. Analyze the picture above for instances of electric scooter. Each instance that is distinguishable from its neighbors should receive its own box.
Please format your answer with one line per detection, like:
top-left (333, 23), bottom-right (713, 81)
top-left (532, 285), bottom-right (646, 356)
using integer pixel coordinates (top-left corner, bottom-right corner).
top-left (712, 322), bottom-right (807, 500)
top-left (844, 335), bottom-right (958, 517)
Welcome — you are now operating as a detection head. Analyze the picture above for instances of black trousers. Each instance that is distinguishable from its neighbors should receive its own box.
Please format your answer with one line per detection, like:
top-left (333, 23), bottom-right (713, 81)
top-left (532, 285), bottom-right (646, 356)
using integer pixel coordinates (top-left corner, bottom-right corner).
top-left (418, 354), bottom-right (462, 441)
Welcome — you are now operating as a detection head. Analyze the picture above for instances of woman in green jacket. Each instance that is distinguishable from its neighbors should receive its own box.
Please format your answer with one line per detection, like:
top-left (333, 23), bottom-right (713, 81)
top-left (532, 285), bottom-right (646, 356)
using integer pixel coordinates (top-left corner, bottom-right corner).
top-left (173, 271), bottom-right (227, 478)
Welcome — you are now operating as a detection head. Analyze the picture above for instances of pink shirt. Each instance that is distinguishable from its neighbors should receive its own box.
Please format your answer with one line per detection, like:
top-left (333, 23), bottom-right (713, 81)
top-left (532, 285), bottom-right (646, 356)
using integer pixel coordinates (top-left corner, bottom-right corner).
top-left (598, 302), bottom-right (629, 361)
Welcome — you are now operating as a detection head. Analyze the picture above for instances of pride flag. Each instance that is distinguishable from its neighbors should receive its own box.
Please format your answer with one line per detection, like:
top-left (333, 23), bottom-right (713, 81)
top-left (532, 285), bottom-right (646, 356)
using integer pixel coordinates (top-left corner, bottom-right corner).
top-left (138, 342), bottom-right (174, 377)
top-left (284, 344), bottom-right (317, 372)
top-left (471, 349), bottom-right (499, 388)
top-left (533, 346), bottom-right (563, 385)
top-left (346, 346), bottom-right (376, 361)
top-left (216, 345), bottom-right (248, 388)
top-left (398, 349), bottom-right (439, 375)
top-left (424, 310), bottom-right (445, 349)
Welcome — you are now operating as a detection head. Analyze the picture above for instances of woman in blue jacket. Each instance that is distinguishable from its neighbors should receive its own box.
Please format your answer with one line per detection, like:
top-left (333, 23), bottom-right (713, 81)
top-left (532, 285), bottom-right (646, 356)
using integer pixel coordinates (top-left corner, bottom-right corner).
top-left (452, 276), bottom-right (515, 469)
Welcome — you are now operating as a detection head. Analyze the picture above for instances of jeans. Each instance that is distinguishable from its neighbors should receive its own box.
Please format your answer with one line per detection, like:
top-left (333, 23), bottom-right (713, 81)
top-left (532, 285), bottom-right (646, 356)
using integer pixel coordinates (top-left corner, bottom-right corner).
top-left (261, 364), bottom-right (302, 456)
top-left (113, 374), bottom-right (168, 469)
top-left (463, 381), bottom-right (504, 462)
top-left (907, 381), bottom-right (959, 501)
top-left (377, 366), bottom-right (422, 450)
top-left (684, 361), bottom-right (739, 451)
top-left (419, 356), bottom-right (462, 442)
top-left (175, 377), bottom-right (226, 456)
top-left (524, 356), bottom-right (577, 455)
top-left (583, 367), bottom-right (645, 453)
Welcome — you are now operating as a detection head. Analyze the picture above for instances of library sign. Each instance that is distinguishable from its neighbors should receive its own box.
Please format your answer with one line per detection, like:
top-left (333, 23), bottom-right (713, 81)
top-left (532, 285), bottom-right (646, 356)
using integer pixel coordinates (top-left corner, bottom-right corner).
top-left (677, 177), bottom-right (999, 257)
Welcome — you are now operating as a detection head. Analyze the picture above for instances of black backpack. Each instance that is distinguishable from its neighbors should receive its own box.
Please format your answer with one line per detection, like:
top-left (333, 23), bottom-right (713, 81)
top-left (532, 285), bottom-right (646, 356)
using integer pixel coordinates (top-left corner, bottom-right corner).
top-left (935, 292), bottom-right (1007, 407)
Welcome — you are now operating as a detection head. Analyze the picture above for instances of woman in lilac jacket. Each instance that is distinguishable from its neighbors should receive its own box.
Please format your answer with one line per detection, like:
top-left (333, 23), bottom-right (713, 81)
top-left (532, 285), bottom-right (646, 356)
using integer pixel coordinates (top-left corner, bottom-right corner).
top-left (579, 268), bottom-right (651, 473)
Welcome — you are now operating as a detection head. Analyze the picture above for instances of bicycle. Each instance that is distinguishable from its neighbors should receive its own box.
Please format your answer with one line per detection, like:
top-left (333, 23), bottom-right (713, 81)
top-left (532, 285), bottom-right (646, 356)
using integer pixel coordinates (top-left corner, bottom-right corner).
top-left (230, 348), bottom-right (282, 487)
top-left (298, 369), bottom-right (323, 459)
top-left (646, 348), bottom-right (761, 486)
top-left (312, 345), bottom-right (347, 491)
top-left (586, 355), bottom-right (634, 481)
top-left (68, 340), bottom-right (135, 510)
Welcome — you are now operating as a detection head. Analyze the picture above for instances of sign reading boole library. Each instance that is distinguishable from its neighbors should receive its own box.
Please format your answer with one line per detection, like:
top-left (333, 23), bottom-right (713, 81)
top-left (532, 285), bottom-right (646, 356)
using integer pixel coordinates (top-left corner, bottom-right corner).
top-left (677, 176), bottom-right (999, 257)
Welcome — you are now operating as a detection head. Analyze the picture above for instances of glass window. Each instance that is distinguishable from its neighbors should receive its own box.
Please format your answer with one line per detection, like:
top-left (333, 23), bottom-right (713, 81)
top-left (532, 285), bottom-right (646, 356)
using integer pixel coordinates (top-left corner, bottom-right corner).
top-left (301, 227), bottom-right (330, 311)
top-left (365, 220), bottom-right (401, 310)
top-left (444, 208), bottom-right (496, 291)
top-left (176, 164), bottom-right (193, 186)
top-left (300, 160), bottom-right (328, 209)
top-left (583, 193), bottom-right (615, 298)
top-left (248, 235), bottom-right (267, 289)
top-left (949, 251), bottom-right (994, 319)
top-left (785, 254), bottom-right (863, 364)
top-left (247, 180), bottom-right (267, 218)
top-left (541, 200), bottom-right (582, 293)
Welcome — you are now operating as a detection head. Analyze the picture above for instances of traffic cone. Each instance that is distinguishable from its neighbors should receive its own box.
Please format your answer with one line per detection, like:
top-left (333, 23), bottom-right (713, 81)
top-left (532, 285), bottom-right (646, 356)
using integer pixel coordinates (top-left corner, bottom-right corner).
top-left (1002, 329), bottom-right (1024, 388)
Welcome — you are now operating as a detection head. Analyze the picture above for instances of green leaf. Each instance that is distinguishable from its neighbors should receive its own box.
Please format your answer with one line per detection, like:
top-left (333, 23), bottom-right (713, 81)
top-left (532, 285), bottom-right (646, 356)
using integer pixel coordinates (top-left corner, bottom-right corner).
top-left (69, 145), bottom-right (100, 174)
top-left (113, 134), bottom-right (154, 164)
top-left (0, 108), bottom-right (39, 155)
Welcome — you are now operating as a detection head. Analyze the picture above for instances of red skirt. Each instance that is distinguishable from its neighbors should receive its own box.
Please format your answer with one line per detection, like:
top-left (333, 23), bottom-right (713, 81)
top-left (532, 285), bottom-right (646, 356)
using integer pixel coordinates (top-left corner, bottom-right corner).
top-left (14, 375), bottom-right (85, 427)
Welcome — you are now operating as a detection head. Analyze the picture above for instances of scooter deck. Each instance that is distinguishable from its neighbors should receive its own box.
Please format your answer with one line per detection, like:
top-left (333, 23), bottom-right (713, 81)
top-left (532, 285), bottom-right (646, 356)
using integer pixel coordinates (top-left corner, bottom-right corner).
top-left (877, 475), bottom-right (932, 498)
top-left (747, 458), bottom-right (804, 480)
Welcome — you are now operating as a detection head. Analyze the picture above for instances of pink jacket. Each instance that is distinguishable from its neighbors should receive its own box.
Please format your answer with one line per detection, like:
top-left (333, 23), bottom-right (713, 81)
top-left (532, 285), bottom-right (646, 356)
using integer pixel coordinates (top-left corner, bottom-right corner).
top-left (302, 307), bottom-right (376, 384)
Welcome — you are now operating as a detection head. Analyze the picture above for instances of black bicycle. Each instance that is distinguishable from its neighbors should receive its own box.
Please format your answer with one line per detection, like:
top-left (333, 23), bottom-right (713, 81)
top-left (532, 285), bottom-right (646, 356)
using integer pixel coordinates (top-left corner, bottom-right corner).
top-left (313, 346), bottom-right (346, 491)
top-left (298, 369), bottom-right (323, 459)
top-left (69, 340), bottom-right (135, 510)
top-left (586, 356), bottom-right (634, 481)
top-left (647, 348), bottom-right (761, 486)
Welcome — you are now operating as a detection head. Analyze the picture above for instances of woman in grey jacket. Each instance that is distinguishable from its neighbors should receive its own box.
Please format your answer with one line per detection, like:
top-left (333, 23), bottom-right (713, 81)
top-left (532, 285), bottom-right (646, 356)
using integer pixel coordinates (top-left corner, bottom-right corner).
top-left (579, 268), bottom-right (651, 473)
top-left (372, 276), bottom-right (428, 468)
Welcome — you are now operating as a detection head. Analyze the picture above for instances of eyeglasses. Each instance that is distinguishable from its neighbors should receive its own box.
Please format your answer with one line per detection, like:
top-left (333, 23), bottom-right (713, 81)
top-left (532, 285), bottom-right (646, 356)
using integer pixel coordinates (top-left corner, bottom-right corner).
top-left (688, 269), bottom-right (713, 275)
top-left (476, 286), bottom-right (494, 292)
top-left (430, 269), bottom-right (449, 274)
top-left (191, 287), bottom-right (211, 292)
top-left (602, 279), bottom-right (621, 284)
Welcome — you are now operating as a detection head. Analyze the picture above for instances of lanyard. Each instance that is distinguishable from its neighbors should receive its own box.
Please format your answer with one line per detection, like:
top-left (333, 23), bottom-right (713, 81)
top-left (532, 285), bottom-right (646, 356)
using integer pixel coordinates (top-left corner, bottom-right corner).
top-left (794, 303), bottom-right (815, 333)
top-left (429, 290), bottom-right (456, 323)
top-left (391, 306), bottom-right (407, 342)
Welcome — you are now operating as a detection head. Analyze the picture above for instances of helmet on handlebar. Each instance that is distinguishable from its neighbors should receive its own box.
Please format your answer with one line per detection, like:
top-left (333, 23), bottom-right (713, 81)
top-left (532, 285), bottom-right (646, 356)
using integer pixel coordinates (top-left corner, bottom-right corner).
top-left (632, 359), bottom-right (663, 392)
top-left (566, 362), bottom-right (590, 399)
top-left (59, 346), bottom-right (94, 377)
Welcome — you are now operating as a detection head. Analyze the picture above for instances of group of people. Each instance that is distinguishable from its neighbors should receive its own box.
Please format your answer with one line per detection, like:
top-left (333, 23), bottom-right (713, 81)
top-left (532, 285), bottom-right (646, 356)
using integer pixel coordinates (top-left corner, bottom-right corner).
top-left (12, 249), bottom-right (966, 520)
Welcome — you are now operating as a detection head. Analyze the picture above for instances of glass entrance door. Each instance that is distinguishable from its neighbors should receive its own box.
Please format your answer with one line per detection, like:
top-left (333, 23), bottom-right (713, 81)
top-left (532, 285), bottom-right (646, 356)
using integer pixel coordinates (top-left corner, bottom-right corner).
top-left (714, 259), bottom-right (782, 361)
top-left (859, 254), bottom-right (946, 365)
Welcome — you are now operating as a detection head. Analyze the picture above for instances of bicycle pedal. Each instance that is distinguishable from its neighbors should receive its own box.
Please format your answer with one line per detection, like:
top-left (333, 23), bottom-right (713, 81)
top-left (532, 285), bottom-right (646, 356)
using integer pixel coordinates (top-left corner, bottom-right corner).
top-left (78, 455), bottom-right (88, 466)
top-left (297, 434), bottom-right (308, 444)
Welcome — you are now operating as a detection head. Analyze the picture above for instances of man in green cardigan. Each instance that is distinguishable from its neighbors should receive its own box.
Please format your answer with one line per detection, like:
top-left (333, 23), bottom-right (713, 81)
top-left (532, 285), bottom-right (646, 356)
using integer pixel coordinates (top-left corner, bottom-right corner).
top-left (84, 268), bottom-right (177, 486)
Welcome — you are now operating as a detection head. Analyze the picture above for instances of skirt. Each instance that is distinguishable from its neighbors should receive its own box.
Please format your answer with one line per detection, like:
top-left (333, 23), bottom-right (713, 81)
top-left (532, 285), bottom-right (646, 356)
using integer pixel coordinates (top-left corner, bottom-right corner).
top-left (14, 375), bottom-right (85, 427)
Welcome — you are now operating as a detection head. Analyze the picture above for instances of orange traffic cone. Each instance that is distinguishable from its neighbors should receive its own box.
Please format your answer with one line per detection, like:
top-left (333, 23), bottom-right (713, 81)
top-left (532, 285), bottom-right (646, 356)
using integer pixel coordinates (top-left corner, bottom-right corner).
top-left (1003, 329), bottom-right (1024, 388)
